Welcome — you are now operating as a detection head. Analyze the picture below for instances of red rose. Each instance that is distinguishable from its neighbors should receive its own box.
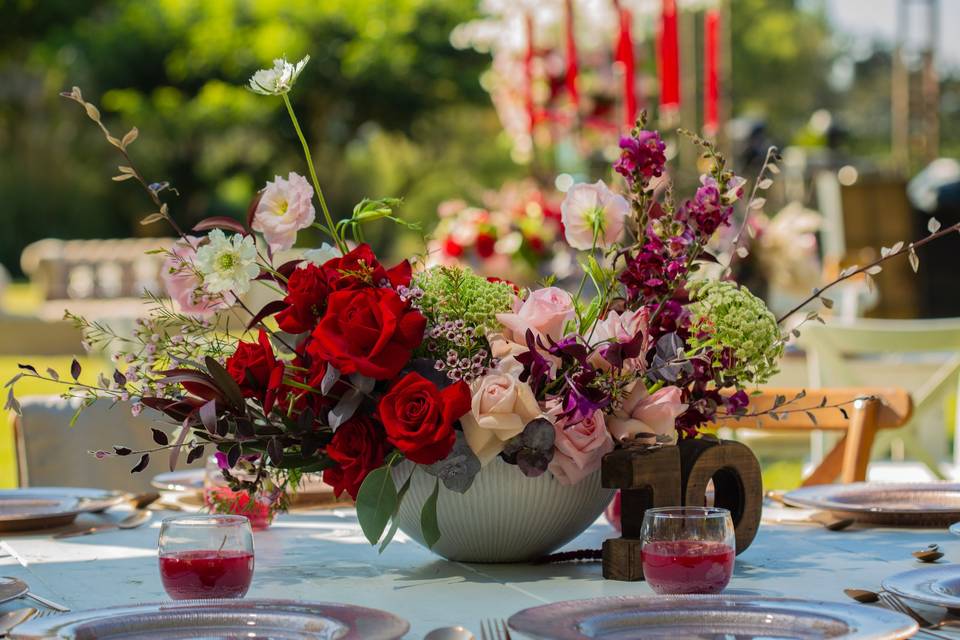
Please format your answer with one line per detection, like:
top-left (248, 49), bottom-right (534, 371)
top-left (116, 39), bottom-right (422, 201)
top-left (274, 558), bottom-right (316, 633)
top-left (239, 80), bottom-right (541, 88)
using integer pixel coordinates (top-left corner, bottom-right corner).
top-left (322, 243), bottom-right (411, 291)
top-left (324, 416), bottom-right (388, 499)
top-left (276, 264), bottom-right (330, 334)
top-left (225, 330), bottom-right (284, 412)
top-left (476, 232), bottom-right (496, 258)
top-left (309, 288), bottom-right (425, 380)
top-left (378, 373), bottom-right (471, 465)
top-left (443, 237), bottom-right (464, 258)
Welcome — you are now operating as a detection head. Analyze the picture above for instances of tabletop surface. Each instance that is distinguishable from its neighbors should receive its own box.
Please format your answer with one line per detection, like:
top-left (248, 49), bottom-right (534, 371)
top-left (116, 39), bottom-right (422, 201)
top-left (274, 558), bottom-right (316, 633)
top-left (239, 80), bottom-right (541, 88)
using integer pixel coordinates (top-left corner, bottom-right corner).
top-left (0, 505), bottom-right (954, 637)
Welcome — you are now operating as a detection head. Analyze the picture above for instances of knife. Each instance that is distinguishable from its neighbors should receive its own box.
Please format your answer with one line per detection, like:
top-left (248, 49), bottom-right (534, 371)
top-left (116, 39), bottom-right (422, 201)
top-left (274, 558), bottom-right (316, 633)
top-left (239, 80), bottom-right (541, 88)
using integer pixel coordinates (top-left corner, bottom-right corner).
top-left (0, 608), bottom-right (37, 637)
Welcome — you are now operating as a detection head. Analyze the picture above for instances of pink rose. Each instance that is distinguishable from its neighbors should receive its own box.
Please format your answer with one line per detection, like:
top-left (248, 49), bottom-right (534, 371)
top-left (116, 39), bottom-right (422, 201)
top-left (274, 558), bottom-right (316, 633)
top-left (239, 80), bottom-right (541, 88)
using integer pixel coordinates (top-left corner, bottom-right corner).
top-left (251, 172), bottom-right (316, 252)
top-left (548, 410), bottom-right (614, 485)
top-left (496, 287), bottom-right (574, 345)
top-left (161, 237), bottom-right (230, 317)
top-left (560, 180), bottom-right (629, 250)
top-left (607, 384), bottom-right (687, 444)
top-left (589, 308), bottom-right (650, 370)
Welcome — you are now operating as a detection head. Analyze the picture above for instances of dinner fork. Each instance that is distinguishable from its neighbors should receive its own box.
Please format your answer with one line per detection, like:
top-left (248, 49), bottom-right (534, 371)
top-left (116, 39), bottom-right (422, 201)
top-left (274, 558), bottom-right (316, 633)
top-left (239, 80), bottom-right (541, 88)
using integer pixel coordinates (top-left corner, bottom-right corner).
top-left (877, 593), bottom-right (953, 640)
top-left (479, 619), bottom-right (512, 640)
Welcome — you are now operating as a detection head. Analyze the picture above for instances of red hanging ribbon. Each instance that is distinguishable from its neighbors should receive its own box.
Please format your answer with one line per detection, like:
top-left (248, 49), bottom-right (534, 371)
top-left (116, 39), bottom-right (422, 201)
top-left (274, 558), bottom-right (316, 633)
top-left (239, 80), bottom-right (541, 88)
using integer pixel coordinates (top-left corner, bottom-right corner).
top-left (564, 0), bottom-right (579, 109)
top-left (524, 12), bottom-right (536, 136)
top-left (704, 8), bottom-right (720, 133)
top-left (613, 3), bottom-right (637, 128)
top-left (658, 0), bottom-right (680, 111)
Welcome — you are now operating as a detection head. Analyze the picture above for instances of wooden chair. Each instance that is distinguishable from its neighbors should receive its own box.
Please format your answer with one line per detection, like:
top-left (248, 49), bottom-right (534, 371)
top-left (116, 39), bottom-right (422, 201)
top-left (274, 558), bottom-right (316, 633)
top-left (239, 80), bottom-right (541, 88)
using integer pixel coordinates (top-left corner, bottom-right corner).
top-left (722, 387), bottom-right (913, 485)
top-left (800, 319), bottom-right (960, 477)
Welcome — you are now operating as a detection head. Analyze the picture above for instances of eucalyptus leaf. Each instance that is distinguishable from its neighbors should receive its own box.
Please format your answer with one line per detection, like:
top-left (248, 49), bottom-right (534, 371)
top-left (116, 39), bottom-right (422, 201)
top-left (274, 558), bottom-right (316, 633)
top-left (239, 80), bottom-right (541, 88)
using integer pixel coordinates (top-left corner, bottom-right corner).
top-left (356, 465), bottom-right (398, 546)
top-left (420, 478), bottom-right (442, 549)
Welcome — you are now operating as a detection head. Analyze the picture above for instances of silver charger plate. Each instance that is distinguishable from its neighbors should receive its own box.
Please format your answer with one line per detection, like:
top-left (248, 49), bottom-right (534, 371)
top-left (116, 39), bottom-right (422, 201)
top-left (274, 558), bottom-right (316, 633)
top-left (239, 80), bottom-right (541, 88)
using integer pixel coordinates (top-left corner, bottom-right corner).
top-left (10, 599), bottom-right (410, 639)
top-left (782, 482), bottom-right (960, 526)
top-left (882, 565), bottom-right (960, 611)
top-left (0, 576), bottom-right (29, 605)
top-left (0, 488), bottom-right (126, 532)
top-left (508, 595), bottom-right (918, 639)
top-left (151, 470), bottom-right (205, 492)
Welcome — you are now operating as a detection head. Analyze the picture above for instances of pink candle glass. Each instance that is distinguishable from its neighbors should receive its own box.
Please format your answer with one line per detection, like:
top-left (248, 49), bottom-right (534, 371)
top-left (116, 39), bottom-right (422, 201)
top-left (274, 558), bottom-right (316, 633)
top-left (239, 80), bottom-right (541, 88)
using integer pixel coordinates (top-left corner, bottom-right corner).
top-left (158, 515), bottom-right (255, 600)
top-left (640, 506), bottom-right (735, 595)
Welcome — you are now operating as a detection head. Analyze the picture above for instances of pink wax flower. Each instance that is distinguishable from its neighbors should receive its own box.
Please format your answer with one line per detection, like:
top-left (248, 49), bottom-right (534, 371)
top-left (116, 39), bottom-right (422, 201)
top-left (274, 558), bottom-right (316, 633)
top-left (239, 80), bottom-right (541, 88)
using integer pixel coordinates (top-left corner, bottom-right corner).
top-left (548, 409), bottom-right (614, 486)
top-left (251, 172), bottom-right (316, 252)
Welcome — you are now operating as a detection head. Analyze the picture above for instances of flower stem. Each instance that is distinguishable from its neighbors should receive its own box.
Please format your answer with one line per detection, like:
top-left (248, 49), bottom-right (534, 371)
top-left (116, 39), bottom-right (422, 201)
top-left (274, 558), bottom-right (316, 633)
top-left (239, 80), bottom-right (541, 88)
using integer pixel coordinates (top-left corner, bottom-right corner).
top-left (281, 94), bottom-right (347, 254)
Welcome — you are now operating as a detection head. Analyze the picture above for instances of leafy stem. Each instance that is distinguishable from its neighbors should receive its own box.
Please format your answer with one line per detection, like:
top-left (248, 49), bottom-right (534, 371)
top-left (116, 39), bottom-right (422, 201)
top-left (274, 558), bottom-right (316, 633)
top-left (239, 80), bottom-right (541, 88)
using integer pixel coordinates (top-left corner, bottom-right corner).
top-left (776, 221), bottom-right (960, 323)
top-left (281, 93), bottom-right (346, 254)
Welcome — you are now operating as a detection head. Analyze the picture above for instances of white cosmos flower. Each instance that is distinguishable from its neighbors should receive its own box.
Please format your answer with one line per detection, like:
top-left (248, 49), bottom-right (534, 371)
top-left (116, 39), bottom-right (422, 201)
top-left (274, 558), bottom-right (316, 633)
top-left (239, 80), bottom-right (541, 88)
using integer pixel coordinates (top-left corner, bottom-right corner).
top-left (301, 243), bottom-right (339, 267)
top-left (195, 229), bottom-right (259, 294)
top-left (248, 55), bottom-right (310, 96)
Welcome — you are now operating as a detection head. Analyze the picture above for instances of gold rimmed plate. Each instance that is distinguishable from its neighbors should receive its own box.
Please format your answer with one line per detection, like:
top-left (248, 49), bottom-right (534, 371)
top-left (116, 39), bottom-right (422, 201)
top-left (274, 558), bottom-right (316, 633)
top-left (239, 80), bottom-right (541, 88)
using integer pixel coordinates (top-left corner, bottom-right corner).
top-left (782, 482), bottom-right (960, 526)
top-left (883, 565), bottom-right (960, 611)
top-left (0, 488), bottom-right (126, 533)
top-left (9, 599), bottom-right (409, 639)
top-left (508, 595), bottom-right (917, 639)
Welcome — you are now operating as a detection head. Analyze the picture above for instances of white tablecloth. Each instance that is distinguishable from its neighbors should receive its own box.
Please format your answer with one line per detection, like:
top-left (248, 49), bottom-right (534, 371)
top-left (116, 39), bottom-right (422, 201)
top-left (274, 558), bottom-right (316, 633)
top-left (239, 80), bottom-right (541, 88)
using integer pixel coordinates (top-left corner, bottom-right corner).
top-left (0, 507), bottom-right (954, 637)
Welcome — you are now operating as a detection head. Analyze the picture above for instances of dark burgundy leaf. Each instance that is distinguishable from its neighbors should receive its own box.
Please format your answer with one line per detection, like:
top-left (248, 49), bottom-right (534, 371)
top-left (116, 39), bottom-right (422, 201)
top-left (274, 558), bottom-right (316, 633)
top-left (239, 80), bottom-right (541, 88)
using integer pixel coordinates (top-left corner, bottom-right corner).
top-left (235, 418), bottom-right (255, 438)
top-left (245, 191), bottom-right (263, 229)
top-left (140, 397), bottom-right (195, 422)
top-left (295, 407), bottom-right (315, 433)
top-left (16, 364), bottom-right (37, 375)
top-left (839, 407), bottom-right (849, 420)
top-left (276, 260), bottom-right (301, 279)
top-left (186, 445), bottom-right (205, 464)
top-left (131, 453), bottom-right (150, 473)
top-left (113, 446), bottom-right (132, 456)
top-left (113, 369), bottom-right (127, 386)
top-left (199, 399), bottom-right (217, 434)
top-left (267, 437), bottom-right (283, 466)
top-left (151, 428), bottom-right (169, 446)
top-left (227, 444), bottom-right (241, 468)
top-left (168, 414), bottom-right (195, 472)
top-left (70, 359), bottom-right (82, 381)
top-left (205, 356), bottom-right (245, 410)
top-left (192, 216), bottom-right (247, 234)
top-left (246, 300), bottom-right (288, 330)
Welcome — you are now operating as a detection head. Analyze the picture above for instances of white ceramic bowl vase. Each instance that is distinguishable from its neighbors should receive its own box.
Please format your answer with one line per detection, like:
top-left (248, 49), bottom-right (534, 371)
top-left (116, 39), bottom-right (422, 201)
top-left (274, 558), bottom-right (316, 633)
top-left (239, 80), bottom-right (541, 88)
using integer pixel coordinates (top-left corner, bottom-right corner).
top-left (391, 457), bottom-right (614, 563)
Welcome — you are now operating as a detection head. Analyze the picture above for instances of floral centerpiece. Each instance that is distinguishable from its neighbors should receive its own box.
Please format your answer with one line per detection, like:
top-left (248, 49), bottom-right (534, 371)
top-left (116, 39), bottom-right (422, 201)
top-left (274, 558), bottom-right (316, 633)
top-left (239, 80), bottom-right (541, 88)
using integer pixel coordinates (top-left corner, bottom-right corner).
top-left (10, 56), bottom-right (960, 561)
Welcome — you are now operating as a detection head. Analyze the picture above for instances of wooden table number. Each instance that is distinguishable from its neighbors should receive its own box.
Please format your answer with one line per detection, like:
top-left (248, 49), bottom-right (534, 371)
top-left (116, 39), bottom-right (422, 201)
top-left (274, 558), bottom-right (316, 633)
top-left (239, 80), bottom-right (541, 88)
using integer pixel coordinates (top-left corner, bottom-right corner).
top-left (601, 439), bottom-right (763, 581)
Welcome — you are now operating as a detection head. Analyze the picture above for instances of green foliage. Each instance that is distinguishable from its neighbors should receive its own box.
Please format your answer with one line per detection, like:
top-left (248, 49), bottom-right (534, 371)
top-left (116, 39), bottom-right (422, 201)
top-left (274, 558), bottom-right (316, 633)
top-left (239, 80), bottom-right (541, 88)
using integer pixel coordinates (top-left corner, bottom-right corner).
top-left (414, 265), bottom-right (516, 333)
top-left (687, 279), bottom-right (784, 385)
top-left (420, 478), bottom-right (442, 549)
top-left (355, 463), bottom-right (398, 546)
top-left (0, 0), bottom-right (517, 275)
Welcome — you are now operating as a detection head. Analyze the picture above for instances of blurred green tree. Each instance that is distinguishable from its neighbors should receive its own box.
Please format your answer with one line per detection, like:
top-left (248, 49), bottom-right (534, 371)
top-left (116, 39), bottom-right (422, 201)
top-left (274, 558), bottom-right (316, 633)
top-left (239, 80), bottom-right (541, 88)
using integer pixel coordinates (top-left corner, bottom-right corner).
top-left (0, 0), bottom-right (518, 274)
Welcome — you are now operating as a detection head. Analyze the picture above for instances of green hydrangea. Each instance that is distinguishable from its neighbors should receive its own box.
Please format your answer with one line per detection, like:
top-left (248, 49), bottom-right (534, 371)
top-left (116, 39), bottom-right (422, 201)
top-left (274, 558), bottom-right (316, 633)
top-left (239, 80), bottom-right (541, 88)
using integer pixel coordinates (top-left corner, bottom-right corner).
top-left (413, 266), bottom-right (516, 332)
top-left (687, 280), bottom-right (784, 385)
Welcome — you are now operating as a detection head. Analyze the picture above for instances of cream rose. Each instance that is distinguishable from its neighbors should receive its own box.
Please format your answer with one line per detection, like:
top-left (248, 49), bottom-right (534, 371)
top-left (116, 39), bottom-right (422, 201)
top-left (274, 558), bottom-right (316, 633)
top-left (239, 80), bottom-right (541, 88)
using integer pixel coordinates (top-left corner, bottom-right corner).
top-left (607, 383), bottom-right (687, 444)
top-left (548, 410), bottom-right (614, 485)
top-left (460, 360), bottom-right (543, 465)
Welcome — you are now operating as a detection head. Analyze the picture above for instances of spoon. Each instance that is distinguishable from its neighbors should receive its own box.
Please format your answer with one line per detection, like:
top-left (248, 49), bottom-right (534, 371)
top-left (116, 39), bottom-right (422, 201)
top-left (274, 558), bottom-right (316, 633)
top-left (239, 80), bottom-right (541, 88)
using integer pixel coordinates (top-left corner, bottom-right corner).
top-left (424, 626), bottom-right (475, 640)
top-left (53, 509), bottom-right (152, 539)
top-left (809, 511), bottom-right (855, 531)
top-left (0, 578), bottom-right (69, 612)
top-left (0, 608), bottom-right (37, 637)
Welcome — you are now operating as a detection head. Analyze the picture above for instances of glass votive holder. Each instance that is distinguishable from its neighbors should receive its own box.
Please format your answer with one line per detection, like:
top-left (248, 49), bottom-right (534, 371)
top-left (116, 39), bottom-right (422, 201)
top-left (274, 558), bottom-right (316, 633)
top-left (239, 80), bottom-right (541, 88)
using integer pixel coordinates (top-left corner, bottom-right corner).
top-left (158, 514), bottom-right (255, 600)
